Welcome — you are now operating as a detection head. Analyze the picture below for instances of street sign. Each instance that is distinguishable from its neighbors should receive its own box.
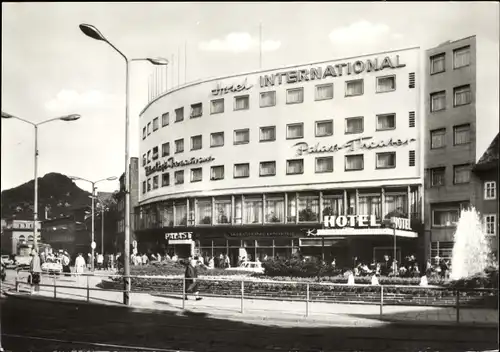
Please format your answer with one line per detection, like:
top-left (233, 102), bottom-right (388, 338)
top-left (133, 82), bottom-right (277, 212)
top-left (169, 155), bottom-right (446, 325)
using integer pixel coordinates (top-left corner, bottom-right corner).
top-left (91, 241), bottom-right (96, 249)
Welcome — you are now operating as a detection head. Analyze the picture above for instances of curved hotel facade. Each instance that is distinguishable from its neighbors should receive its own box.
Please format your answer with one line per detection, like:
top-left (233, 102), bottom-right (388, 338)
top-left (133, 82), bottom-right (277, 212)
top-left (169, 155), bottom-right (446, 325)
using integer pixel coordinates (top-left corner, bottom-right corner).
top-left (136, 47), bottom-right (424, 267)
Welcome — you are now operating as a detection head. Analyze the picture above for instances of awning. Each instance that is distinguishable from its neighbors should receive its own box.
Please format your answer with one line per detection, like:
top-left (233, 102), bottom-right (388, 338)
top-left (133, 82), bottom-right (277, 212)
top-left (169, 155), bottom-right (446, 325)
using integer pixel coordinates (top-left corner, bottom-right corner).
top-left (316, 228), bottom-right (418, 238)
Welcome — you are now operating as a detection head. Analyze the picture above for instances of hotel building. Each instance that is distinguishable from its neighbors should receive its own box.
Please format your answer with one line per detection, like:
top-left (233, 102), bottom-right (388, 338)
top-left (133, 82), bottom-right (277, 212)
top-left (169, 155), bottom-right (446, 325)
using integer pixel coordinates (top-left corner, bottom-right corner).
top-left (136, 47), bottom-right (424, 267)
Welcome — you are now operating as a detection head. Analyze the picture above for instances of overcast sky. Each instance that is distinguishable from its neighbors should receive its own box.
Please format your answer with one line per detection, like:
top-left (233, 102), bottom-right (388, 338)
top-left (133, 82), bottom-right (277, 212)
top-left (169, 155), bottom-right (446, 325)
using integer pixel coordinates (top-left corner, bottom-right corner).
top-left (2, 2), bottom-right (498, 193)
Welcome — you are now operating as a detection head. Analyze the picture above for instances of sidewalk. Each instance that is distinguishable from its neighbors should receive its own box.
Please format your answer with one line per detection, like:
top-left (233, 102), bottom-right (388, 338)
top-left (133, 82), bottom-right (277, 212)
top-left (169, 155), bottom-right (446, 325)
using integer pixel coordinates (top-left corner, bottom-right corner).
top-left (4, 271), bottom-right (498, 329)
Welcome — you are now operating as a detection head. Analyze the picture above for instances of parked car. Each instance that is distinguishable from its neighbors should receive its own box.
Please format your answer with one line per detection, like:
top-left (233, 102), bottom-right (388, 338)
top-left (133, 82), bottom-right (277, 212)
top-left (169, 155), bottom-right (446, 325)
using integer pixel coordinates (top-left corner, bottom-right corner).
top-left (41, 258), bottom-right (62, 275)
top-left (1, 255), bottom-right (15, 268)
top-left (230, 261), bottom-right (264, 274)
top-left (14, 255), bottom-right (31, 270)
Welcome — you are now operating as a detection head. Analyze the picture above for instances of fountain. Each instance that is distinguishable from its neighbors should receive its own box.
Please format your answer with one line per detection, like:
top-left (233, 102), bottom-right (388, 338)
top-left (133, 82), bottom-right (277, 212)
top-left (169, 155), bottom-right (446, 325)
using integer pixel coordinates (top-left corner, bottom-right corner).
top-left (450, 207), bottom-right (492, 280)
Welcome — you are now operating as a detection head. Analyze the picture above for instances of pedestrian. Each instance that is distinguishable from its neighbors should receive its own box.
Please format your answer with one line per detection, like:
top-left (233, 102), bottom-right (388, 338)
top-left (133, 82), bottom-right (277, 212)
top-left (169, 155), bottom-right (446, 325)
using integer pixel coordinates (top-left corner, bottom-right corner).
top-left (29, 249), bottom-right (42, 295)
top-left (97, 253), bottom-right (104, 270)
top-left (75, 253), bottom-right (86, 277)
top-left (62, 251), bottom-right (71, 276)
top-left (184, 257), bottom-right (202, 301)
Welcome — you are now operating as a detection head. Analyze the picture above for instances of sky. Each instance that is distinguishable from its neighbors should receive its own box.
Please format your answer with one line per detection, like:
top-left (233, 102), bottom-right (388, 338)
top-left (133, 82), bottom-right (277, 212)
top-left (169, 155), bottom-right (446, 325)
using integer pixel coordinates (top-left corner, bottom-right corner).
top-left (2, 2), bottom-right (499, 193)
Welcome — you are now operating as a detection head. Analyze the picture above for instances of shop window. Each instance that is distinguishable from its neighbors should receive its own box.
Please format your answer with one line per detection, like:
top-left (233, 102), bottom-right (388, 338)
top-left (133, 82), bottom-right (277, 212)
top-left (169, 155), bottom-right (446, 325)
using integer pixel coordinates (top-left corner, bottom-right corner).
top-left (162, 142), bottom-right (170, 157)
top-left (376, 152), bottom-right (396, 169)
top-left (234, 163), bottom-right (249, 178)
top-left (234, 129), bottom-right (249, 145)
top-left (161, 173), bottom-right (170, 187)
top-left (430, 53), bottom-right (445, 74)
top-left (298, 193), bottom-right (319, 222)
top-left (211, 165), bottom-right (224, 181)
top-left (210, 98), bottom-right (224, 114)
top-left (430, 91), bottom-right (446, 112)
top-left (384, 193), bottom-right (408, 219)
top-left (454, 85), bottom-right (471, 107)
top-left (345, 117), bottom-right (363, 134)
top-left (315, 157), bottom-right (333, 173)
top-left (197, 199), bottom-right (212, 225)
top-left (153, 117), bottom-right (159, 131)
top-left (453, 124), bottom-right (470, 145)
top-left (315, 120), bottom-right (333, 137)
top-left (286, 87), bottom-right (304, 104)
top-left (286, 159), bottom-right (304, 175)
top-left (244, 196), bottom-right (263, 224)
top-left (175, 139), bottom-right (184, 153)
top-left (175, 107), bottom-right (184, 122)
top-left (345, 154), bottom-right (364, 171)
top-left (432, 209), bottom-right (459, 227)
top-left (190, 103), bottom-right (203, 118)
top-left (174, 202), bottom-right (187, 226)
top-left (260, 126), bottom-right (276, 142)
top-left (191, 135), bottom-right (202, 150)
top-left (234, 95), bottom-right (249, 111)
top-left (211, 132), bottom-right (224, 147)
top-left (162, 112), bottom-right (169, 127)
top-left (430, 167), bottom-right (445, 187)
top-left (260, 161), bottom-right (276, 177)
top-left (453, 46), bottom-right (470, 69)
top-left (260, 91), bottom-right (276, 108)
top-left (174, 170), bottom-right (184, 185)
top-left (160, 203), bottom-right (174, 227)
top-left (315, 83), bottom-right (333, 101)
top-left (345, 79), bottom-right (363, 97)
top-left (376, 75), bottom-right (396, 93)
top-left (191, 168), bottom-right (202, 182)
top-left (286, 123), bottom-right (304, 139)
top-left (265, 195), bottom-right (284, 223)
top-left (484, 181), bottom-right (496, 200)
top-left (215, 198), bottom-right (231, 224)
top-left (453, 164), bottom-right (471, 184)
top-left (376, 113), bottom-right (396, 131)
top-left (431, 128), bottom-right (446, 149)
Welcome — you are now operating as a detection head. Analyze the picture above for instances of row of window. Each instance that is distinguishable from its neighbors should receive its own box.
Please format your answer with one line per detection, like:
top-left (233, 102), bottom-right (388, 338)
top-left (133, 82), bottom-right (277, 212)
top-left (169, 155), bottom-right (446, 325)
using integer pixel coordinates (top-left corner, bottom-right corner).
top-left (142, 151), bottom-right (417, 194)
top-left (429, 45), bottom-right (471, 75)
top-left (433, 210), bottom-right (496, 235)
top-left (429, 164), bottom-right (471, 186)
top-left (430, 124), bottom-right (471, 149)
top-left (142, 112), bottom-right (417, 164)
top-left (142, 73), bottom-right (417, 140)
top-left (430, 84), bottom-right (471, 112)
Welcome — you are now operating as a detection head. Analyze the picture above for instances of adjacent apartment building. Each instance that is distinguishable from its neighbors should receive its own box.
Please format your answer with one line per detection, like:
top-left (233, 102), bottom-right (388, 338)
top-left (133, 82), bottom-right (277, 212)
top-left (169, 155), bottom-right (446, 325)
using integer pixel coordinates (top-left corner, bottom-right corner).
top-left (424, 36), bottom-right (477, 264)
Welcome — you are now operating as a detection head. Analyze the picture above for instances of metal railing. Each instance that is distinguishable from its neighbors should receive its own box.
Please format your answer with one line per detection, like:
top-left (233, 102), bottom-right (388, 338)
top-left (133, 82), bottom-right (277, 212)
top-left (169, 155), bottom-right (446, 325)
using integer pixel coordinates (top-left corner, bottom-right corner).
top-left (12, 271), bottom-right (498, 323)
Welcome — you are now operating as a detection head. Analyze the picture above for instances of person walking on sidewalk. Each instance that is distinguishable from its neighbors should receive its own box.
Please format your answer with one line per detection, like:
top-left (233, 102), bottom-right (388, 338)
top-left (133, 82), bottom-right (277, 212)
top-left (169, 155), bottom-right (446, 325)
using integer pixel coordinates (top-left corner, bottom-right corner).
top-left (29, 249), bottom-right (42, 295)
top-left (184, 257), bottom-right (202, 301)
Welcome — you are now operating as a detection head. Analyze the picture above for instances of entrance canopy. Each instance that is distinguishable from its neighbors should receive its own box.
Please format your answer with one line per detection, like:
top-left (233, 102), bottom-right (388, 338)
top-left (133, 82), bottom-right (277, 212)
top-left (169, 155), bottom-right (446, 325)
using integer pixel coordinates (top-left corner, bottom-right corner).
top-left (316, 228), bottom-right (418, 238)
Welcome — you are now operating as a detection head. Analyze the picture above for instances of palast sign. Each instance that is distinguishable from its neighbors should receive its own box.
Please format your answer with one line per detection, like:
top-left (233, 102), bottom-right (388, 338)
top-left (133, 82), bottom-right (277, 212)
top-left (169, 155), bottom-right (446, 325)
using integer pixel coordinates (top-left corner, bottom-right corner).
top-left (145, 156), bottom-right (215, 176)
top-left (165, 232), bottom-right (192, 240)
top-left (293, 137), bottom-right (416, 157)
top-left (211, 78), bottom-right (253, 96)
top-left (324, 215), bottom-right (380, 228)
top-left (260, 55), bottom-right (406, 88)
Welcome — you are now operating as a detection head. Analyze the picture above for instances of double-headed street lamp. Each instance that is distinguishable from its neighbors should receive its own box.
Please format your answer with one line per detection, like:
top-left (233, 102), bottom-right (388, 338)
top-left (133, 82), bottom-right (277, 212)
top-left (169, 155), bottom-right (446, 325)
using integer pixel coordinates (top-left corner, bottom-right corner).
top-left (69, 176), bottom-right (117, 271)
top-left (1, 112), bottom-right (81, 250)
top-left (79, 23), bottom-right (168, 305)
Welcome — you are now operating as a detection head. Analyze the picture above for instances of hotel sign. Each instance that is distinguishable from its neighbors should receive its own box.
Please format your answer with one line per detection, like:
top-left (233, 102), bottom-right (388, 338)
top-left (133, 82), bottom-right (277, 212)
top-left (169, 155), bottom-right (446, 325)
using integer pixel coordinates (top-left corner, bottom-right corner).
top-left (324, 215), bottom-right (380, 228)
top-left (260, 55), bottom-right (406, 87)
top-left (293, 137), bottom-right (416, 157)
top-left (390, 217), bottom-right (412, 231)
top-left (211, 78), bottom-right (253, 96)
top-left (145, 156), bottom-right (215, 176)
top-left (165, 232), bottom-right (192, 240)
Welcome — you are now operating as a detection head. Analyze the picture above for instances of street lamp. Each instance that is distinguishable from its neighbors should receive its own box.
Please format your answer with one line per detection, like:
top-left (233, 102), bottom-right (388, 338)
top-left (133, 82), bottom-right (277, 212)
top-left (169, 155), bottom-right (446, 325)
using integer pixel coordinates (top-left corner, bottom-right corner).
top-left (80, 23), bottom-right (168, 305)
top-left (383, 218), bottom-right (397, 275)
top-left (69, 175), bottom-right (117, 271)
top-left (2, 112), bottom-right (81, 251)
top-left (93, 195), bottom-right (109, 255)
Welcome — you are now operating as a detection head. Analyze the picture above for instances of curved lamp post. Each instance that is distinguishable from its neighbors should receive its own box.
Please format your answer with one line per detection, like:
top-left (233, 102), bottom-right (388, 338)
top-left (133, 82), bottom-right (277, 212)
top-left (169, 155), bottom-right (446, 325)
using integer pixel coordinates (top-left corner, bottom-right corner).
top-left (79, 23), bottom-right (168, 305)
top-left (2, 112), bottom-right (81, 251)
top-left (70, 175), bottom-right (117, 271)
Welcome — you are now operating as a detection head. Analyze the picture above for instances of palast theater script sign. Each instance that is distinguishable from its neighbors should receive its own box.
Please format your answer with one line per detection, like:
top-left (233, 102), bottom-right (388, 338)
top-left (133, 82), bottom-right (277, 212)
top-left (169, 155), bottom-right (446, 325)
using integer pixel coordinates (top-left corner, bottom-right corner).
top-left (293, 137), bottom-right (416, 157)
top-left (145, 156), bottom-right (215, 176)
top-left (165, 232), bottom-right (193, 240)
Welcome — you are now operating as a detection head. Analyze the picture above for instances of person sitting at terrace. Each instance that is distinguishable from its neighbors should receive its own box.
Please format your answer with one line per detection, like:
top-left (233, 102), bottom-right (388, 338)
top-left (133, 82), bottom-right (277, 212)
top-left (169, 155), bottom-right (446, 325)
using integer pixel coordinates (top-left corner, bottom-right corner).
top-left (142, 253), bottom-right (149, 265)
top-left (171, 253), bottom-right (178, 262)
top-left (208, 257), bottom-right (215, 269)
top-left (412, 263), bottom-right (420, 277)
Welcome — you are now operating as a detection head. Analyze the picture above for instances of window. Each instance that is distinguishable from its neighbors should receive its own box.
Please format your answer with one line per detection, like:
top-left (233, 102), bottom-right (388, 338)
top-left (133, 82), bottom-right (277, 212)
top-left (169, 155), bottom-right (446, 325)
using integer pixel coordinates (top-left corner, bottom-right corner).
top-left (153, 117), bottom-right (159, 131)
top-left (210, 99), bottom-right (224, 114)
top-left (211, 165), bottom-right (225, 180)
top-left (234, 95), bottom-right (249, 110)
top-left (454, 85), bottom-right (471, 106)
top-left (147, 178), bottom-right (152, 191)
top-left (286, 159), bottom-right (304, 175)
top-left (315, 157), bottom-right (333, 173)
top-left (162, 113), bottom-right (169, 127)
top-left (286, 123), bottom-right (304, 139)
top-left (484, 181), bottom-right (497, 200)
top-left (210, 132), bottom-right (224, 147)
top-left (142, 154), bottom-right (147, 166)
top-left (142, 181), bottom-right (146, 194)
top-left (286, 88), bottom-right (304, 104)
top-left (484, 215), bottom-right (497, 236)
top-left (453, 164), bottom-right (471, 184)
top-left (376, 75), bottom-right (396, 93)
top-left (376, 113), bottom-right (396, 131)
top-left (153, 176), bottom-right (159, 189)
top-left (234, 129), bottom-right (249, 145)
top-left (147, 122), bottom-right (151, 135)
top-left (408, 72), bottom-right (416, 88)
top-left (430, 53), bottom-right (445, 74)
top-left (147, 150), bottom-right (152, 163)
top-left (376, 152), bottom-right (396, 169)
top-left (345, 79), bottom-right (363, 97)
top-left (175, 139), bottom-right (184, 153)
top-left (454, 46), bottom-right (470, 69)
top-left (430, 167), bottom-right (445, 187)
top-left (174, 170), bottom-right (184, 185)
top-left (175, 107), bottom-right (184, 122)
top-left (191, 135), bottom-right (202, 150)
top-left (431, 91), bottom-right (446, 112)
top-left (191, 168), bottom-right (202, 182)
top-left (142, 127), bottom-right (147, 140)
top-left (190, 103), bottom-right (203, 118)
top-left (431, 128), bottom-right (446, 149)
top-left (260, 161), bottom-right (276, 176)
top-left (409, 150), bottom-right (416, 167)
top-left (315, 84), bottom-right (333, 101)
top-left (315, 120), bottom-right (333, 137)
top-left (260, 91), bottom-right (276, 107)
top-left (453, 124), bottom-right (470, 145)
top-left (234, 163), bottom-right (250, 178)
top-left (162, 142), bottom-right (170, 157)
top-left (345, 154), bottom-right (364, 171)
top-left (260, 126), bottom-right (276, 142)
top-left (433, 209), bottom-right (459, 227)
top-left (345, 117), bottom-right (364, 134)
top-left (162, 173), bottom-right (170, 187)
top-left (152, 146), bottom-right (159, 160)
top-left (409, 111), bottom-right (416, 128)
